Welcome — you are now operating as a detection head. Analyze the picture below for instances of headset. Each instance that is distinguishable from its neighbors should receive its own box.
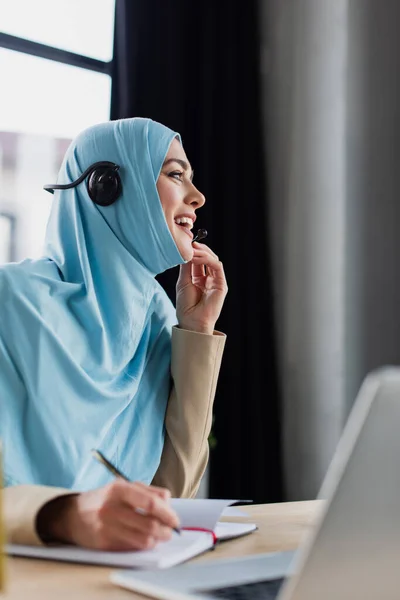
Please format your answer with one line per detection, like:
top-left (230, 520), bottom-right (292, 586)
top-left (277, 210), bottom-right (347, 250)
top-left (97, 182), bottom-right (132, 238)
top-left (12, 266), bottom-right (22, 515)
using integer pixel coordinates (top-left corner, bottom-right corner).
top-left (44, 161), bottom-right (209, 244)
top-left (43, 161), bottom-right (122, 207)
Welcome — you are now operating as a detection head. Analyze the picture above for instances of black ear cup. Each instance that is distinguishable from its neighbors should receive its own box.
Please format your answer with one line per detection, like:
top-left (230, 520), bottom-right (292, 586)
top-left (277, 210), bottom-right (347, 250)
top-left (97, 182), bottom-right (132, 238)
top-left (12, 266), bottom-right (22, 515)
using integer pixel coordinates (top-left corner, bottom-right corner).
top-left (44, 161), bottom-right (122, 207)
top-left (87, 165), bottom-right (122, 207)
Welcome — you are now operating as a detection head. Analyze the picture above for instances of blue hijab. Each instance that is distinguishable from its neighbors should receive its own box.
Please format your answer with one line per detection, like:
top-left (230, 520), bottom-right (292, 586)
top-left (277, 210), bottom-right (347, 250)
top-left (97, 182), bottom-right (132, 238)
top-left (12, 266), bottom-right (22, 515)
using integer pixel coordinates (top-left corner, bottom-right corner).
top-left (0, 118), bottom-right (185, 490)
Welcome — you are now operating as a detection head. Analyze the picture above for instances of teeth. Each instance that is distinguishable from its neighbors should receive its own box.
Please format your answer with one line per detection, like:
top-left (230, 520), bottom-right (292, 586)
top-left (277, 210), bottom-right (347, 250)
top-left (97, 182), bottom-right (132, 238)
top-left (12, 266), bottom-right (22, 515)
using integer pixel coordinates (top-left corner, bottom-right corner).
top-left (174, 217), bottom-right (194, 229)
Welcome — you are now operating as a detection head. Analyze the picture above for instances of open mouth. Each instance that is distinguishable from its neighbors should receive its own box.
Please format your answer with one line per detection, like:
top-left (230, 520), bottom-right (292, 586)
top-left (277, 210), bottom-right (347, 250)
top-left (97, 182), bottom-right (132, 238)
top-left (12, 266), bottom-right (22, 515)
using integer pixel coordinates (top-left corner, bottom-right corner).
top-left (174, 217), bottom-right (194, 239)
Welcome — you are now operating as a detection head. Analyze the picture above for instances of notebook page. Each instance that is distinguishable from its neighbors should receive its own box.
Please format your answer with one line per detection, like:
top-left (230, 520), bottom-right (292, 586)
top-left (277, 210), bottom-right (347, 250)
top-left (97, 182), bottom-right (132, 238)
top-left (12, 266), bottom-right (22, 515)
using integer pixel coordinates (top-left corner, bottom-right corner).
top-left (6, 530), bottom-right (213, 570)
top-left (170, 499), bottom-right (240, 531)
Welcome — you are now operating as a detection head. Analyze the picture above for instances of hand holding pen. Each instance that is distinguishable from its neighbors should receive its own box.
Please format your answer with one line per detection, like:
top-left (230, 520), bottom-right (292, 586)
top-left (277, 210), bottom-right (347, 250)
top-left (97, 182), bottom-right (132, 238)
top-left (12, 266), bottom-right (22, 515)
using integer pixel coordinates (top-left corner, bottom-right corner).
top-left (36, 451), bottom-right (180, 551)
top-left (91, 449), bottom-right (181, 535)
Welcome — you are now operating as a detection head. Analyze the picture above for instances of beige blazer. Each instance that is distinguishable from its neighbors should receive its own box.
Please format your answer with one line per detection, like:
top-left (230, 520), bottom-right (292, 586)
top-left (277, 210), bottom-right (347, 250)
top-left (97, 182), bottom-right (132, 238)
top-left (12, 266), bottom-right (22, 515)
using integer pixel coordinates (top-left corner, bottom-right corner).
top-left (4, 326), bottom-right (226, 545)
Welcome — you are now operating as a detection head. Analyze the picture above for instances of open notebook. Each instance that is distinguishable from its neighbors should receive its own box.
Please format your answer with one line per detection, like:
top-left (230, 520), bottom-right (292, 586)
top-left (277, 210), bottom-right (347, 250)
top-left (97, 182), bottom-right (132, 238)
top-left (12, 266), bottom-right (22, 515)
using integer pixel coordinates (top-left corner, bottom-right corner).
top-left (7, 499), bottom-right (256, 569)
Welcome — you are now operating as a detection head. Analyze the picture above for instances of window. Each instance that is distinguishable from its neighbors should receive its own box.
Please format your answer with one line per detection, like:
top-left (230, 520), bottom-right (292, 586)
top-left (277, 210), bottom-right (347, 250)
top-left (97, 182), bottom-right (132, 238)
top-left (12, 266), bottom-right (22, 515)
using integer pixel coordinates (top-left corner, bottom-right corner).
top-left (0, 1), bottom-right (115, 260)
top-left (0, 0), bottom-right (115, 61)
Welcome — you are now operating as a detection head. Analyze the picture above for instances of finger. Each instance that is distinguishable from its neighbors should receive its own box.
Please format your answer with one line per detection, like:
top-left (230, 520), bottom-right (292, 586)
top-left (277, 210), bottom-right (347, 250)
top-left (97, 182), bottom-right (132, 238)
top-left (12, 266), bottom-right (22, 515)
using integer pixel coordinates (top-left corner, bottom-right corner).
top-left (192, 243), bottom-right (219, 279)
top-left (177, 261), bottom-right (193, 288)
top-left (134, 481), bottom-right (171, 501)
top-left (192, 242), bottom-right (219, 260)
top-left (192, 261), bottom-right (205, 279)
top-left (102, 505), bottom-right (173, 542)
top-left (191, 252), bottom-right (224, 273)
top-left (192, 254), bottom-right (227, 289)
top-left (116, 482), bottom-right (180, 529)
top-left (193, 248), bottom-right (219, 269)
top-left (192, 246), bottom-right (221, 262)
top-left (97, 523), bottom-right (159, 552)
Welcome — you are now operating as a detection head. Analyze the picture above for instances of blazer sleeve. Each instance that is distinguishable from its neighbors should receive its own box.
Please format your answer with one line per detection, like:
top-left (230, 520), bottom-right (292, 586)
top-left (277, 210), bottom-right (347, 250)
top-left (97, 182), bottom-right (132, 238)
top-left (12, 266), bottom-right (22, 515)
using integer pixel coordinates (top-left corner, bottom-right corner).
top-left (151, 326), bottom-right (226, 497)
top-left (4, 485), bottom-right (73, 545)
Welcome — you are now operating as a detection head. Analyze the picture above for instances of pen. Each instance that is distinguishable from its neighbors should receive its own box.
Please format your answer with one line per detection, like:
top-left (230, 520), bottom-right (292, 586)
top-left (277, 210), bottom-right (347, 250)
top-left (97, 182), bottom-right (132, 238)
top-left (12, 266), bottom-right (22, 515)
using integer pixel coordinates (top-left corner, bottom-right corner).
top-left (91, 449), bottom-right (181, 535)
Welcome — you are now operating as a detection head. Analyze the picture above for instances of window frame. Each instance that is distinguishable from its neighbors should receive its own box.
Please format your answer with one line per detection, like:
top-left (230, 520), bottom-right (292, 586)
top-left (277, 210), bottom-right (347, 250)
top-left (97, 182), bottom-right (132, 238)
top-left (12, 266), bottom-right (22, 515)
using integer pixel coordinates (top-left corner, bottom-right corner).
top-left (0, 31), bottom-right (113, 75)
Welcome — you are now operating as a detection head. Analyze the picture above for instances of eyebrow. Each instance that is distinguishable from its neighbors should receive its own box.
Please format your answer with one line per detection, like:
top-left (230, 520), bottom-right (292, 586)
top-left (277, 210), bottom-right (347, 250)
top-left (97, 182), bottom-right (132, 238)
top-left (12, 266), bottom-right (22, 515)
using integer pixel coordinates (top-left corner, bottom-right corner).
top-left (163, 158), bottom-right (194, 181)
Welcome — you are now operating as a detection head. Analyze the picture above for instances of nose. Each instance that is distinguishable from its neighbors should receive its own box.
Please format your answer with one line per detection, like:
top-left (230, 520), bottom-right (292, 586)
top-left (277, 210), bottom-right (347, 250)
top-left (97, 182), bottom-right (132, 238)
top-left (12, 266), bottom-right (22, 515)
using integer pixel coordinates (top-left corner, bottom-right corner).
top-left (186, 182), bottom-right (206, 209)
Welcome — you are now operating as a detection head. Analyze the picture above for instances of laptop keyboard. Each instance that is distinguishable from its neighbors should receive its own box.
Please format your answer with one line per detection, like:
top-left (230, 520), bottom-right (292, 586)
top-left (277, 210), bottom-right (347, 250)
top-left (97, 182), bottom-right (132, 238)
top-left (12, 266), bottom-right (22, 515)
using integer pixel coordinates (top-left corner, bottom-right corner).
top-left (201, 577), bottom-right (285, 600)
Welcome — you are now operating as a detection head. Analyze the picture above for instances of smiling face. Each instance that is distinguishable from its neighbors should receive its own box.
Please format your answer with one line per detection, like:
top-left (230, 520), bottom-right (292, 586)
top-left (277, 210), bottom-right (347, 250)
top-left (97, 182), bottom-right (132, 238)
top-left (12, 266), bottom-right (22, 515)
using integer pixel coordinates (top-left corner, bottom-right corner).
top-left (156, 138), bottom-right (205, 261)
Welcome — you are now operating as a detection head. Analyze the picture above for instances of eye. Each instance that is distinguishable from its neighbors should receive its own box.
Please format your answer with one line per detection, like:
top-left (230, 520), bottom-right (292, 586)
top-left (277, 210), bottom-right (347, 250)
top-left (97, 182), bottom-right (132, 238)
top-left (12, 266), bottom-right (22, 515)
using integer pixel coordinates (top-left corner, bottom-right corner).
top-left (168, 170), bottom-right (184, 181)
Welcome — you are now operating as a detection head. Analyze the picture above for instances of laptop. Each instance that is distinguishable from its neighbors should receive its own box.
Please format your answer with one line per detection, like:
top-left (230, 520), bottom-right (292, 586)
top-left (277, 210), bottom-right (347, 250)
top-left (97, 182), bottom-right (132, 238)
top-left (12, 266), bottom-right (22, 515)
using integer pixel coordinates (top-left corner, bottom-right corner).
top-left (111, 368), bottom-right (400, 599)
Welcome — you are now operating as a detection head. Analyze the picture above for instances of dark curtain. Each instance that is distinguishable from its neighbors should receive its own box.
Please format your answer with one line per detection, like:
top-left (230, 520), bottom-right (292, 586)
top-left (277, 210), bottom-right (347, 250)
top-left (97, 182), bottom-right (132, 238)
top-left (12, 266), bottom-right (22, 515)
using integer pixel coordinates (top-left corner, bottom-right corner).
top-left (111, 0), bottom-right (282, 502)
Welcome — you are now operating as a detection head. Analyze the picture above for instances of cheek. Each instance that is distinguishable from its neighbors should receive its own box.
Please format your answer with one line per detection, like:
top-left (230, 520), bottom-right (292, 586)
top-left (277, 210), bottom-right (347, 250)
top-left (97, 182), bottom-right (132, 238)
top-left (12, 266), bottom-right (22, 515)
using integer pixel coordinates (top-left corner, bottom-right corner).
top-left (157, 181), bottom-right (179, 221)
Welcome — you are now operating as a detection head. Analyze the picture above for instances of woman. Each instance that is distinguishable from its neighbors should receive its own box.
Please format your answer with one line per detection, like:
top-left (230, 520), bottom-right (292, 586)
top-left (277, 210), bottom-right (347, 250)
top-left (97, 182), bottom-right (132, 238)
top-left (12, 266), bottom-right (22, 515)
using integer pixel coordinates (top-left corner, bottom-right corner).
top-left (2, 117), bottom-right (227, 550)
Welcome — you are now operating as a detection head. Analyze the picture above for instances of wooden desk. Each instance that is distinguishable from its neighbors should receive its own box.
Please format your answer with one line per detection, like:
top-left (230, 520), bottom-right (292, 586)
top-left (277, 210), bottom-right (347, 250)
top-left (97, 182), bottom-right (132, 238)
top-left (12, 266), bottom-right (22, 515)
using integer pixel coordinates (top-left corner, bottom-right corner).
top-left (4, 501), bottom-right (322, 599)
